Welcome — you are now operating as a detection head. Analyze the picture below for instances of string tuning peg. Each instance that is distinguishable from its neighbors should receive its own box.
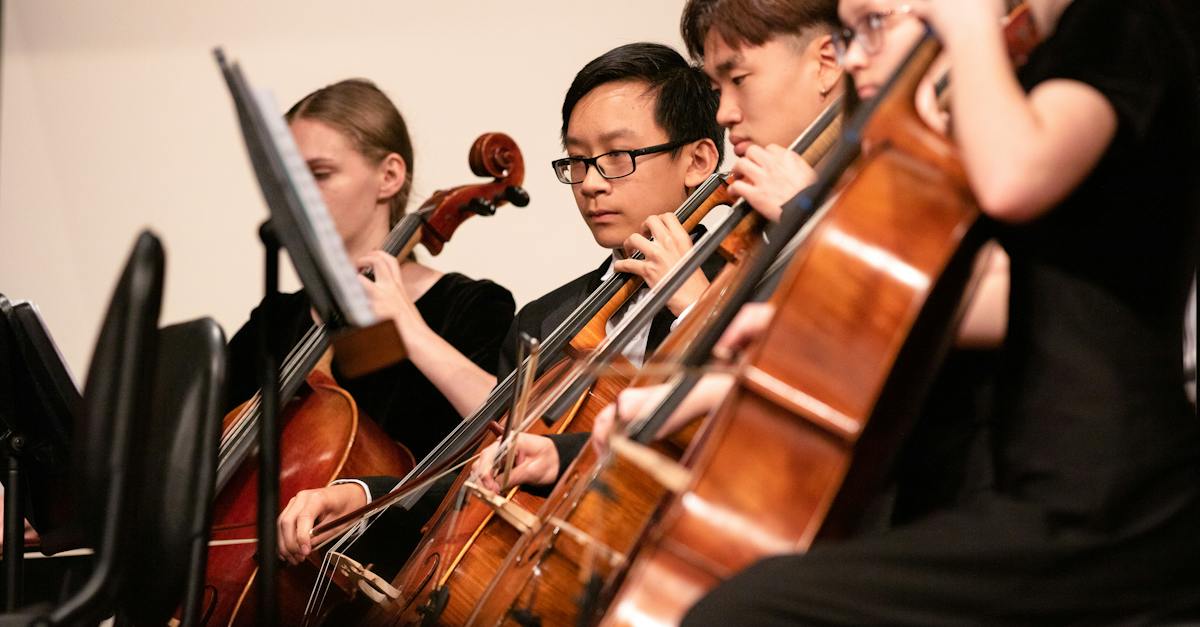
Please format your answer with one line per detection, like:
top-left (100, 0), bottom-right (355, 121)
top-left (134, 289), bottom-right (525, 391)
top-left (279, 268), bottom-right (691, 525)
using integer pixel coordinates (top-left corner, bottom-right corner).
top-left (502, 185), bottom-right (530, 207)
top-left (466, 197), bottom-right (497, 216)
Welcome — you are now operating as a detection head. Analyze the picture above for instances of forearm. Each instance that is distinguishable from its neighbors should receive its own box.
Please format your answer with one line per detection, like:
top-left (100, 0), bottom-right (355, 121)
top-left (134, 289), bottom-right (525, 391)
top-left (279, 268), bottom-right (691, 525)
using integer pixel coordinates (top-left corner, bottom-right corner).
top-left (402, 322), bottom-right (497, 417)
top-left (955, 245), bottom-right (1008, 348)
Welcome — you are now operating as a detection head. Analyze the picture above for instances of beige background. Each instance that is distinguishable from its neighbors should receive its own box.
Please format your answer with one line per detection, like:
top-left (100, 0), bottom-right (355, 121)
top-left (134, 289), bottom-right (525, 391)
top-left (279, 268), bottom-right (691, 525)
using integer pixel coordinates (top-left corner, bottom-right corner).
top-left (0, 0), bottom-right (700, 380)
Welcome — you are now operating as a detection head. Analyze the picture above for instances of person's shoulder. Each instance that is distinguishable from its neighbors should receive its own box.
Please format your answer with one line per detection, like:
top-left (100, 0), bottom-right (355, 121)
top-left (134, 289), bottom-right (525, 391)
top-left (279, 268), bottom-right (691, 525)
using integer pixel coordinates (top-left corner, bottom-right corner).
top-left (436, 272), bottom-right (515, 308)
top-left (517, 264), bottom-right (606, 320)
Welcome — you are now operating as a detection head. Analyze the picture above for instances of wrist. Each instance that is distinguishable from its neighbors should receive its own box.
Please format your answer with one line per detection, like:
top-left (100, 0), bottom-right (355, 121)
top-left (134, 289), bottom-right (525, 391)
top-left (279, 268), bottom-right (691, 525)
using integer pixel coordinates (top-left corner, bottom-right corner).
top-left (940, 14), bottom-right (1002, 56)
top-left (334, 482), bottom-right (368, 511)
top-left (393, 310), bottom-right (432, 344)
top-left (668, 275), bottom-right (708, 316)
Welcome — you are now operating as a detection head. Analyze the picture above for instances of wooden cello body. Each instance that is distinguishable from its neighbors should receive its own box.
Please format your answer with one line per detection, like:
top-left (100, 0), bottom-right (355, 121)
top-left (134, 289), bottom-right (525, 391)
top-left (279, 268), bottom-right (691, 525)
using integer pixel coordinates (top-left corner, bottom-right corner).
top-left (199, 133), bottom-right (529, 627)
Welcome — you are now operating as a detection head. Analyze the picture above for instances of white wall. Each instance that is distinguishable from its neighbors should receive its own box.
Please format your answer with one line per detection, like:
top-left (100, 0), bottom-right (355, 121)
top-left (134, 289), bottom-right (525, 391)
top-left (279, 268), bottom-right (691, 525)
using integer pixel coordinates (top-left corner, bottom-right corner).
top-left (0, 1), bottom-right (691, 379)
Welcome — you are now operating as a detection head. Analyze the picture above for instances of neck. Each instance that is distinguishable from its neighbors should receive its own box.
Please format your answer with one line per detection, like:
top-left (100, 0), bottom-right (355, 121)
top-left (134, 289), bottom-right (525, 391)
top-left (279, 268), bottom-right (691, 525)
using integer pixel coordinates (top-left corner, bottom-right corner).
top-left (345, 211), bottom-right (391, 261)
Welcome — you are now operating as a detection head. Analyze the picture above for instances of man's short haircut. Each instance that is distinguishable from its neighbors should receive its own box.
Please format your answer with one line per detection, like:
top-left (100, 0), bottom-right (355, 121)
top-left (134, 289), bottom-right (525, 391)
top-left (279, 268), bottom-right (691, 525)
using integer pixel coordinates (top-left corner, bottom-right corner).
top-left (680, 0), bottom-right (839, 61)
top-left (561, 42), bottom-right (725, 168)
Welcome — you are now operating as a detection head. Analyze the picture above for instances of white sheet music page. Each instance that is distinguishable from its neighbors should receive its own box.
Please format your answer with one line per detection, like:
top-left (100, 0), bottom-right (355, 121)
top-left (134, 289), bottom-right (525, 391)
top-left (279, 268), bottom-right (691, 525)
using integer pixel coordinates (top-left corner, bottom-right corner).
top-left (250, 88), bottom-right (377, 328)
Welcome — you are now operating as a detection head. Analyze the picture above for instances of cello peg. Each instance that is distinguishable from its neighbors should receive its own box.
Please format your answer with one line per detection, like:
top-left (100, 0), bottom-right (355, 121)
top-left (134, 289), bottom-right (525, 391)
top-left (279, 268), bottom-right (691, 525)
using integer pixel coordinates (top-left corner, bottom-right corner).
top-left (502, 185), bottom-right (530, 207)
top-left (466, 197), bottom-right (497, 216)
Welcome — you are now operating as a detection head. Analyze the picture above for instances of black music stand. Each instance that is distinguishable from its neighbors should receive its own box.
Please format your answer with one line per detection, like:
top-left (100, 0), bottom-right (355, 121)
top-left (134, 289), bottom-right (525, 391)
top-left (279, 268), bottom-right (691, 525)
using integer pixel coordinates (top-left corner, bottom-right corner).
top-left (214, 47), bottom-right (404, 626)
top-left (0, 297), bottom-right (82, 611)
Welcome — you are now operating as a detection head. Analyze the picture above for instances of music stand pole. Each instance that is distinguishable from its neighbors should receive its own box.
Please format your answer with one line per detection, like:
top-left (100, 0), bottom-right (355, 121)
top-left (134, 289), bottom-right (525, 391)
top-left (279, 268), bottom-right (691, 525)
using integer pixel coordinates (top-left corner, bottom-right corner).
top-left (256, 221), bottom-right (281, 627)
top-left (1, 429), bottom-right (24, 610)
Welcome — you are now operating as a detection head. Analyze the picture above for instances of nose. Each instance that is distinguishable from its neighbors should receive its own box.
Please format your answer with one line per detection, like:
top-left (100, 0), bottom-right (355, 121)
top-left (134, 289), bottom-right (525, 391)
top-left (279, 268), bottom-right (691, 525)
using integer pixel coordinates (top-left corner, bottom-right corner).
top-left (578, 162), bottom-right (610, 198)
top-left (716, 92), bottom-right (742, 129)
top-left (841, 39), bottom-right (869, 74)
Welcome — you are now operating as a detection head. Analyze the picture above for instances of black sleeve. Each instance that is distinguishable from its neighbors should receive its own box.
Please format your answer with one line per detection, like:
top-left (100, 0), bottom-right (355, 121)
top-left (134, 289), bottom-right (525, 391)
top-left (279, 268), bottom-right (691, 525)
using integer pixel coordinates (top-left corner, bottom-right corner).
top-left (223, 314), bottom-right (261, 413)
top-left (222, 292), bottom-right (310, 413)
top-left (546, 432), bottom-right (590, 479)
top-left (340, 473), bottom-right (459, 580)
top-left (1025, 1), bottom-right (1170, 147)
top-left (360, 475), bottom-right (405, 499)
top-left (437, 280), bottom-right (515, 376)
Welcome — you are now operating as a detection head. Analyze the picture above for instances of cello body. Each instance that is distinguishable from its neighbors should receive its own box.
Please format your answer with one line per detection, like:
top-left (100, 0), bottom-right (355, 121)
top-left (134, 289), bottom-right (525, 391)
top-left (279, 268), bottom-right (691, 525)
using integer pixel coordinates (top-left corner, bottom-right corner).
top-left (206, 368), bottom-right (415, 626)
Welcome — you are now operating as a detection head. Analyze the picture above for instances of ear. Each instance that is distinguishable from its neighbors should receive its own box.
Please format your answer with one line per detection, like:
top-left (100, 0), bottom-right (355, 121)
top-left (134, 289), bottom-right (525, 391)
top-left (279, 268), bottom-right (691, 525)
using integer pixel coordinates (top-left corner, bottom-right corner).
top-left (683, 138), bottom-right (721, 188)
top-left (812, 34), bottom-right (843, 96)
top-left (377, 152), bottom-right (407, 201)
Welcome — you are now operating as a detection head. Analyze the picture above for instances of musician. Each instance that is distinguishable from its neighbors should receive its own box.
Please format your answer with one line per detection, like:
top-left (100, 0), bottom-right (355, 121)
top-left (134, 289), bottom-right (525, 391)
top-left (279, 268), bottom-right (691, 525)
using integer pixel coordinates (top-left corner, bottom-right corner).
top-left (678, 0), bottom-right (1200, 623)
top-left (275, 45), bottom-right (725, 565)
top-left (224, 78), bottom-right (516, 477)
top-left (470, 0), bottom-right (848, 491)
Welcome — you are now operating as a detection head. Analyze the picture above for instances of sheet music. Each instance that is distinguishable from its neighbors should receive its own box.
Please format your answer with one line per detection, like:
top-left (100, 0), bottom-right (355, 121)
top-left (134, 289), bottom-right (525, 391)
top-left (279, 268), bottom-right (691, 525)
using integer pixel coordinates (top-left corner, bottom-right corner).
top-left (249, 89), bottom-right (378, 328)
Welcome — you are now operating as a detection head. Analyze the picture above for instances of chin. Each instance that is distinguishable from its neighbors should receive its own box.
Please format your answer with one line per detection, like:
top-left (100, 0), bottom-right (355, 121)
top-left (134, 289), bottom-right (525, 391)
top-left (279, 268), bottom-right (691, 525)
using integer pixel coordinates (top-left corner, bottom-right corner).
top-left (588, 226), bottom-right (629, 251)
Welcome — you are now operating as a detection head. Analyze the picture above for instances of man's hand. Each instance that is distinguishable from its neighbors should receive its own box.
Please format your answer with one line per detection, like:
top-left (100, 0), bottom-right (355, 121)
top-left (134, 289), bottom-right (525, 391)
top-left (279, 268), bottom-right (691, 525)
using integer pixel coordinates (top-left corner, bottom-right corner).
top-left (472, 433), bottom-right (561, 492)
top-left (728, 145), bottom-right (818, 222)
top-left (615, 213), bottom-right (710, 316)
top-left (277, 483), bottom-right (367, 565)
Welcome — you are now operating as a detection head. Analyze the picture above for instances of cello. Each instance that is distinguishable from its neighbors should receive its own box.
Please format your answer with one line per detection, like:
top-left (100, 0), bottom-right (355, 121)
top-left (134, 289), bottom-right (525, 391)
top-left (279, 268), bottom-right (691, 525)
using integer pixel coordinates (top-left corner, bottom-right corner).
top-left (200, 132), bottom-right (529, 627)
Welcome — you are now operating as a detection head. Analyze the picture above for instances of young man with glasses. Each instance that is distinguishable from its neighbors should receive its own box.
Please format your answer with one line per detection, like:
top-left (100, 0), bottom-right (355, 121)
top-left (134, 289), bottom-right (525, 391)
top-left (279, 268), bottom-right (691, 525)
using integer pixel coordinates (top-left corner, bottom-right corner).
top-left (275, 41), bottom-right (724, 566)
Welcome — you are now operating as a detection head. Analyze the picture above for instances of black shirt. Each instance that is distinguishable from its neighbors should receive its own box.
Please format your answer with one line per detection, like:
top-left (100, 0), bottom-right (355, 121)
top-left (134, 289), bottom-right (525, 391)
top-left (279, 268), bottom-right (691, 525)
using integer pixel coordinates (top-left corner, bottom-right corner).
top-left (224, 272), bottom-right (515, 460)
top-left (997, 0), bottom-right (1200, 528)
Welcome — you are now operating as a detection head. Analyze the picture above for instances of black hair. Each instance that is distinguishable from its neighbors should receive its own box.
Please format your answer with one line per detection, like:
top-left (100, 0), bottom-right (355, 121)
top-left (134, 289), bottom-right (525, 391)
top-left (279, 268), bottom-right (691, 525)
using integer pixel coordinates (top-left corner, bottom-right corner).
top-left (680, 0), bottom-right (838, 62)
top-left (561, 42), bottom-right (725, 168)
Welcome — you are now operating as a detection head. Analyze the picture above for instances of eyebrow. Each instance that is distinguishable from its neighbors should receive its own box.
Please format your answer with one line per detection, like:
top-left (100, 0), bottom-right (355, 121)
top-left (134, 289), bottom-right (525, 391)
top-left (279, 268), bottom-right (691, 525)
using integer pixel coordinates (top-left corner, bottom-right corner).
top-left (712, 52), bottom-right (745, 78)
top-left (564, 128), bottom-right (636, 149)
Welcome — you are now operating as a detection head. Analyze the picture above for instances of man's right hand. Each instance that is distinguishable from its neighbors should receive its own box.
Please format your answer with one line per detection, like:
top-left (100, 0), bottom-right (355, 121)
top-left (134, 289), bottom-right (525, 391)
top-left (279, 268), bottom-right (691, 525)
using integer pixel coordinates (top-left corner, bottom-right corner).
top-left (277, 483), bottom-right (368, 565)
top-left (472, 433), bottom-right (561, 492)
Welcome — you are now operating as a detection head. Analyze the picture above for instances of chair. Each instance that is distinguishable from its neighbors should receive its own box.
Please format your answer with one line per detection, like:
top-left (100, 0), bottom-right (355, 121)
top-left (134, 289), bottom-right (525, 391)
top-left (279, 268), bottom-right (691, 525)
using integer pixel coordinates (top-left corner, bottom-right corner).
top-left (117, 317), bottom-right (225, 626)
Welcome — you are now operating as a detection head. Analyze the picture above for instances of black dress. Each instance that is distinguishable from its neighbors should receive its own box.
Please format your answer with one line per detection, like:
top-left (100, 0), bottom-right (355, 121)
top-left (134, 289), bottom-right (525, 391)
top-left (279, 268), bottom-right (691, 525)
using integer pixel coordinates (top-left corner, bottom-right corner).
top-left (684, 1), bottom-right (1200, 624)
top-left (224, 272), bottom-right (515, 460)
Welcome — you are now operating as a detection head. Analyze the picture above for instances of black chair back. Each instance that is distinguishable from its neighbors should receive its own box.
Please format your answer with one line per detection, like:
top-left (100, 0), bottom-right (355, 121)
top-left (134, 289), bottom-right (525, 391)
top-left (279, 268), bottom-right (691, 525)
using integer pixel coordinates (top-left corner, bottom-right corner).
top-left (118, 318), bottom-right (225, 626)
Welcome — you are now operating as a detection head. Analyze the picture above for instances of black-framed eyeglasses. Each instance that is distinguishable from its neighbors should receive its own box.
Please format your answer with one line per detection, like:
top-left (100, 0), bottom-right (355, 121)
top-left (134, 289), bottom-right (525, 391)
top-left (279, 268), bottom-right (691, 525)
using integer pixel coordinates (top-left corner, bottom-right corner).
top-left (832, 5), bottom-right (914, 65)
top-left (551, 138), bottom-right (695, 185)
